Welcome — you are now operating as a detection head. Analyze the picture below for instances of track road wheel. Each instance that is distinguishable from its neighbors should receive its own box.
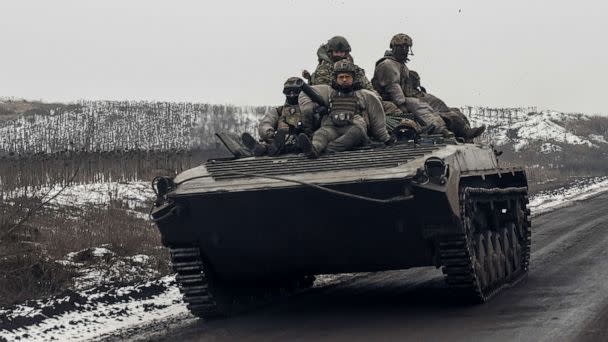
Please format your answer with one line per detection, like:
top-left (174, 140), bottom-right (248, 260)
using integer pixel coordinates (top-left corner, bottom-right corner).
top-left (439, 187), bottom-right (531, 303)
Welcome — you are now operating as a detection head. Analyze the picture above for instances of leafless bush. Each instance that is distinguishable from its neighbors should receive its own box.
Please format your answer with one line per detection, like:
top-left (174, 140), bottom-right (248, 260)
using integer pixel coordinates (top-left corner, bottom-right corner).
top-left (0, 197), bottom-right (75, 306)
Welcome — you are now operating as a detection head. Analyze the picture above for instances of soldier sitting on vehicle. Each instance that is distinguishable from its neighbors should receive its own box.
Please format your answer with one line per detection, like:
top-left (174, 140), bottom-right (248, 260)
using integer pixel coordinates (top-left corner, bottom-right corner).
top-left (373, 33), bottom-right (485, 140)
top-left (404, 65), bottom-right (486, 141)
top-left (302, 35), bottom-right (406, 132)
top-left (297, 60), bottom-right (391, 159)
top-left (242, 77), bottom-right (314, 156)
top-left (372, 33), bottom-right (454, 137)
top-left (303, 35), bottom-right (375, 92)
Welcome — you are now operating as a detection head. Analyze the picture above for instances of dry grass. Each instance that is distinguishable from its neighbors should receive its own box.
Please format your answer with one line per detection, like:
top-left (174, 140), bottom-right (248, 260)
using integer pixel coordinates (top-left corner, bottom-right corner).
top-left (0, 193), bottom-right (170, 307)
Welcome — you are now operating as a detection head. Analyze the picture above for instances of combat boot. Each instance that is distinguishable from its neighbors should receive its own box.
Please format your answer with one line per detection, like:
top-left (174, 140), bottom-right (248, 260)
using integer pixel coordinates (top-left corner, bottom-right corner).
top-left (297, 133), bottom-right (319, 159)
top-left (267, 130), bottom-right (287, 157)
top-left (241, 132), bottom-right (267, 156)
top-left (463, 125), bottom-right (486, 140)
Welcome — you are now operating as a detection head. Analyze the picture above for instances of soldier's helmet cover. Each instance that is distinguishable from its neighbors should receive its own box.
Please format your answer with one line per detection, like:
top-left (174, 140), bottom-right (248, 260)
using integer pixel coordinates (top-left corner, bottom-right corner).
top-left (327, 36), bottom-right (352, 52)
top-left (283, 77), bottom-right (304, 93)
top-left (390, 33), bottom-right (413, 48)
top-left (332, 60), bottom-right (357, 78)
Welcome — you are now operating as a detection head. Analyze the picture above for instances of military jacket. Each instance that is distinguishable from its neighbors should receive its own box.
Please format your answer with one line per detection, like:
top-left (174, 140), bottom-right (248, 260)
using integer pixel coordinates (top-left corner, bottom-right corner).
top-left (310, 58), bottom-right (374, 91)
top-left (372, 52), bottom-right (410, 106)
top-left (258, 104), bottom-right (311, 142)
top-left (298, 84), bottom-right (390, 142)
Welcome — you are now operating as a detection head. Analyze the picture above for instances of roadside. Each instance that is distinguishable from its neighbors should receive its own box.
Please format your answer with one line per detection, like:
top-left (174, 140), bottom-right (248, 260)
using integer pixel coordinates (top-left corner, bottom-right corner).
top-left (2, 176), bottom-right (608, 341)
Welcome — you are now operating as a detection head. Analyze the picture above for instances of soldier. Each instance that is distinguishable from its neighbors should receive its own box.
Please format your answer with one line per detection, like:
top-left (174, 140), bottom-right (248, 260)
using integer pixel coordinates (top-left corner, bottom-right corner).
top-left (242, 77), bottom-right (312, 156)
top-left (305, 36), bottom-right (375, 91)
top-left (405, 70), bottom-right (486, 141)
top-left (373, 33), bottom-right (485, 140)
top-left (372, 34), bottom-right (451, 136)
top-left (297, 60), bottom-right (391, 159)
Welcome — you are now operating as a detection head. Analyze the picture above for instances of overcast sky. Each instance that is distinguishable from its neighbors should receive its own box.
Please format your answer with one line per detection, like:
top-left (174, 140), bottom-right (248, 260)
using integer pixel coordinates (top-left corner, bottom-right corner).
top-left (1, 0), bottom-right (607, 115)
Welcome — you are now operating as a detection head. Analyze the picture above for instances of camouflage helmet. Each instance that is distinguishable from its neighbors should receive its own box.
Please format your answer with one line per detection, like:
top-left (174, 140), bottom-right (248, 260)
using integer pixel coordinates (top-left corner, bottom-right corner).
top-left (332, 60), bottom-right (357, 78)
top-left (327, 36), bottom-right (351, 52)
top-left (283, 77), bottom-right (303, 89)
top-left (390, 33), bottom-right (413, 48)
top-left (283, 77), bottom-right (303, 94)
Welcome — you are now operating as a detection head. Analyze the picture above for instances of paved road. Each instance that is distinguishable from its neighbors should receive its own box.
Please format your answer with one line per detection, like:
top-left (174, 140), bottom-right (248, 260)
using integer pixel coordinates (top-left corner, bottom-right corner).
top-left (149, 192), bottom-right (608, 342)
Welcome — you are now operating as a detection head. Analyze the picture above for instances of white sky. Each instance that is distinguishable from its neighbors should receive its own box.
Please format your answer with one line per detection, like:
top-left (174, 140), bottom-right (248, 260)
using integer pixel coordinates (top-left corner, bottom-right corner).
top-left (1, 0), bottom-right (607, 115)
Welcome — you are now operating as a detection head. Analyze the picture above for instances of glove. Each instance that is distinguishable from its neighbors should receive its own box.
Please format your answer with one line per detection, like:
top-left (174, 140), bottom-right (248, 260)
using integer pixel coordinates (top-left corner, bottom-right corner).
top-left (264, 129), bottom-right (276, 140)
top-left (385, 135), bottom-right (397, 146)
top-left (314, 106), bottom-right (328, 115)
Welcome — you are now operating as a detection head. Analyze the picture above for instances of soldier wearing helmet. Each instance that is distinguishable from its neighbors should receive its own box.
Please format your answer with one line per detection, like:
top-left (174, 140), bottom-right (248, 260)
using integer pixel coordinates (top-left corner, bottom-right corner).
top-left (372, 33), bottom-right (451, 136)
top-left (373, 33), bottom-right (485, 140)
top-left (306, 36), bottom-right (375, 91)
top-left (297, 60), bottom-right (390, 159)
top-left (242, 77), bottom-right (313, 156)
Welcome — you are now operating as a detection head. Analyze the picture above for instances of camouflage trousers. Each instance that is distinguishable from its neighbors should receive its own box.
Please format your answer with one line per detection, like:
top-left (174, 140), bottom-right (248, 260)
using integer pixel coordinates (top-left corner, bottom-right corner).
top-left (418, 93), bottom-right (473, 137)
top-left (382, 101), bottom-right (402, 116)
top-left (418, 93), bottom-right (451, 112)
top-left (401, 97), bottom-right (447, 132)
top-left (312, 115), bottom-right (368, 153)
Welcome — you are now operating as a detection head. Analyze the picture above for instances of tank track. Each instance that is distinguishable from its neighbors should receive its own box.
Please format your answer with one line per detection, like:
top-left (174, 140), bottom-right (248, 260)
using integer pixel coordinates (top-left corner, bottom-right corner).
top-left (438, 186), bottom-right (531, 302)
top-left (170, 247), bottom-right (315, 319)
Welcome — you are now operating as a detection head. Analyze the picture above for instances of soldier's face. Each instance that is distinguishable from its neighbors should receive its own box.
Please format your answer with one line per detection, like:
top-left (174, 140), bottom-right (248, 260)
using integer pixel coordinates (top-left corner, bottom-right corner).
top-left (331, 51), bottom-right (347, 60)
top-left (392, 45), bottom-right (409, 61)
top-left (336, 73), bottom-right (353, 87)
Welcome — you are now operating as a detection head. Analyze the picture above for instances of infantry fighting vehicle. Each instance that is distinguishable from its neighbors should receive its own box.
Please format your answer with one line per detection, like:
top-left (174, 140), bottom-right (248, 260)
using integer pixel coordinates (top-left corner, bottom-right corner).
top-left (151, 136), bottom-right (530, 319)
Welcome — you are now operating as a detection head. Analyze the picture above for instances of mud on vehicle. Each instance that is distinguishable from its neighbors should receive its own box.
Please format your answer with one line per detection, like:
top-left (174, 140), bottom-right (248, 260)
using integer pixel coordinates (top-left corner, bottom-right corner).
top-left (151, 135), bottom-right (530, 319)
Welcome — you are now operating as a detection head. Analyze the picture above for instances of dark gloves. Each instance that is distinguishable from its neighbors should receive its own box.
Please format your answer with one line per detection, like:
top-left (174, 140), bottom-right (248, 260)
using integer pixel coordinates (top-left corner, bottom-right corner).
top-left (385, 135), bottom-right (398, 146)
top-left (314, 105), bottom-right (328, 115)
top-left (263, 129), bottom-right (276, 141)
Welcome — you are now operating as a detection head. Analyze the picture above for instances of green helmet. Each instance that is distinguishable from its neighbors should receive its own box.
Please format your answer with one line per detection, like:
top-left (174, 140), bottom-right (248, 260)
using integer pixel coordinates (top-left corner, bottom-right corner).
top-left (332, 60), bottom-right (357, 78)
top-left (283, 77), bottom-right (303, 90)
top-left (327, 36), bottom-right (351, 52)
top-left (390, 33), bottom-right (413, 48)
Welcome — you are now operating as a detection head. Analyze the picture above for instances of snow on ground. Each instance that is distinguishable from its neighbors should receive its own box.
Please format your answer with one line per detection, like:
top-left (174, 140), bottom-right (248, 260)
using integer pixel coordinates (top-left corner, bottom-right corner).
top-left (61, 246), bottom-right (163, 291)
top-left (2, 177), bottom-right (608, 341)
top-left (3, 181), bottom-right (154, 219)
top-left (0, 276), bottom-right (190, 342)
top-left (462, 107), bottom-right (597, 151)
top-left (528, 176), bottom-right (608, 216)
top-left (41, 181), bottom-right (153, 210)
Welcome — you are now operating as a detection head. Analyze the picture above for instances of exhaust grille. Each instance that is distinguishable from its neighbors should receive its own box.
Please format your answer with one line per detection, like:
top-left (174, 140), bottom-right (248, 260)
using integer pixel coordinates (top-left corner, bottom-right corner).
top-left (205, 144), bottom-right (443, 180)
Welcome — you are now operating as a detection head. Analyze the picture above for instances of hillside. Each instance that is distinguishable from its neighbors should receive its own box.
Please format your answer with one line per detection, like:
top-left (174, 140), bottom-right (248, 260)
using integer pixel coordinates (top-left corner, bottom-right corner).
top-left (0, 99), bottom-right (266, 154)
top-left (1, 99), bottom-right (607, 190)
top-left (1, 99), bottom-right (607, 156)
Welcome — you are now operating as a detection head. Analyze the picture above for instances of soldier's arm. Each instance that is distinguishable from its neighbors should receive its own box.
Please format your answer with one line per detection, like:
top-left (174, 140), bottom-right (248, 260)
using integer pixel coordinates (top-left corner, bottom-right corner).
top-left (258, 107), bottom-right (280, 140)
top-left (375, 62), bottom-right (408, 106)
top-left (298, 85), bottom-right (331, 116)
top-left (310, 63), bottom-right (332, 86)
top-left (363, 90), bottom-right (390, 142)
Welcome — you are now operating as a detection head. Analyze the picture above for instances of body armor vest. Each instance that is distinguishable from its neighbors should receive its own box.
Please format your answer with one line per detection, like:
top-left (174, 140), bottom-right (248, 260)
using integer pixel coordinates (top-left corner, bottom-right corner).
top-left (278, 105), bottom-right (303, 132)
top-left (329, 91), bottom-right (359, 127)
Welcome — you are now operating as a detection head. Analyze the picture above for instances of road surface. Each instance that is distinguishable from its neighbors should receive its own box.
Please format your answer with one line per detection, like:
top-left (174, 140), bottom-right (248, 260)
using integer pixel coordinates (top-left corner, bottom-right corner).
top-left (145, 192), bottom-right (608, 342)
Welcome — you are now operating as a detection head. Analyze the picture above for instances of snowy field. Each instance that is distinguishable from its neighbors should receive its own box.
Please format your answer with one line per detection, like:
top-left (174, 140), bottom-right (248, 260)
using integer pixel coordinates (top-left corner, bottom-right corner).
top-left (462, 107), bottom-right (604, 151)
top-left (2, 177), bottom-right (608, 342)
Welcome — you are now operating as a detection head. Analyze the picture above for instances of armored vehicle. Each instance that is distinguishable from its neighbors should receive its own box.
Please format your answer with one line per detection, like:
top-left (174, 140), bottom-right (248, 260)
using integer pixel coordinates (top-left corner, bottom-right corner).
top-left (151, 136), bottom-right (530, 319)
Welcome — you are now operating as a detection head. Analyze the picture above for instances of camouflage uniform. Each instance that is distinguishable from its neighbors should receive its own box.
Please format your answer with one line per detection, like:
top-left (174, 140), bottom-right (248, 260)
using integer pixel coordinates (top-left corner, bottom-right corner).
top-left (299, 61), bottom-right (390, 157)
top-left (311, 59), bottom-right (374, 91)
top-left (259, 106), bottom-right (313, 141)
top-left (405, 70), bottom-right (484, 140)
top-left (310, 36), bottom-right (375, 91)
top-left (372, 51), bottom-right (448, 133)
top-left (243, 77), bottom-right (312, 156)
